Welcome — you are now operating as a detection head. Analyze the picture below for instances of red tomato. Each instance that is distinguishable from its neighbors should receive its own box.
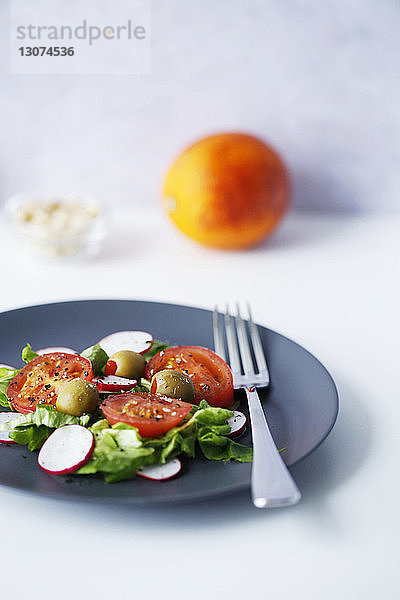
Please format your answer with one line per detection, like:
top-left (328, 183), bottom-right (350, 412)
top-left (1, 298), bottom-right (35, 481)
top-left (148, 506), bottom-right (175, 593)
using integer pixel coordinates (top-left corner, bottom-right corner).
top-left (104, 359), bottom-right (117, 376)
top-left (101, 392), bottom-right (192, 437)
top-left (145, 346), bottom-right (234, 408)
top-left (7, 353), bottom-right (93, 414)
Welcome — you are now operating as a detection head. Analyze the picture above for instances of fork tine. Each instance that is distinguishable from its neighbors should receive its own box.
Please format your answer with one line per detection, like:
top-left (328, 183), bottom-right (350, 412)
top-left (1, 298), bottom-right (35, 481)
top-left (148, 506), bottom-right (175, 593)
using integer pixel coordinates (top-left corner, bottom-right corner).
top-left (246, 302), bottom-right (270, 384)
top-left (224, 305), bottom-right (241, 376)
top-left (213, 307), bottom-right (226, 360)
top-left (235, 303), bottom-right (255, 375)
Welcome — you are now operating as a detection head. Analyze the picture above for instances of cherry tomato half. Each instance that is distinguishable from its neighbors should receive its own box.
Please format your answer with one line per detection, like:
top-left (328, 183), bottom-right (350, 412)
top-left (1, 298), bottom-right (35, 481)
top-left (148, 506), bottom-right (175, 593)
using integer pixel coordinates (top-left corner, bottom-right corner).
top-left (101, 392), bottom-right (193, 437)
top-left (7, 353), bottom-right (93, 414)
top-left (145, 346), bottom-right (234, 408)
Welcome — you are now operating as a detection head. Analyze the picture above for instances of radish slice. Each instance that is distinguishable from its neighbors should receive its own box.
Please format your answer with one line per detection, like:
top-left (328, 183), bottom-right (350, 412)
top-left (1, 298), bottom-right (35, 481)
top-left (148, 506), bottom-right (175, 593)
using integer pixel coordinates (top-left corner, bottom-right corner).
top-left (227, 411), bottom-right (247, 438)
top-left (137, 458), bottom-right (181, 481)
top-left (93, 375), bottom-right (137, 393)
top-left (36, 347), bottom-right (77, 355)
top-left (0, 412), bottom-right (20, 444)
top-left (98, 331), bottom-right (153, 356)
top-left (38, 425), bottom-right (94, 475)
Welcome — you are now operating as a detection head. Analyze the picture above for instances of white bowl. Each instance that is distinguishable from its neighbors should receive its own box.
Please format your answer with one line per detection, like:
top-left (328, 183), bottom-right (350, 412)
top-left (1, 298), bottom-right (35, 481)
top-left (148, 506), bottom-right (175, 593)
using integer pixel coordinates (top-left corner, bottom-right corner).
top-left (4, 194), bottom-right (107, 258)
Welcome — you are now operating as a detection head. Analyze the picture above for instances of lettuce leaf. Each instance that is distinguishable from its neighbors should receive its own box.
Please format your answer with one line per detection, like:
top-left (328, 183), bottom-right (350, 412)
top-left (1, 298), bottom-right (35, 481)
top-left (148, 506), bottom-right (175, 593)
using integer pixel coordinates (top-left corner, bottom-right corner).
top-left (80, 344), bottom-right (108, 376)
top-left (134, 378), bottom-right (152, 393)
top-left (142, 400), bottom-right (253, 464)
top-left (76, 420), bottom-right (155, 482)
top-left (75, 401), bottom-right (252, 483)
top-left (21, 343), bottom-right (38, 364)
top-left (10, 425), bottom-right (54, 451)
top-left (0, 405), bottom-right (90, 451)
top-left (0, 366), bottom-right (19, 409)
top-left (142, 339), bottom-right (170, 361)
top-left (0, 393), bottom-right (11, 409)
top-left (197, 428), bottom-right (253, 461)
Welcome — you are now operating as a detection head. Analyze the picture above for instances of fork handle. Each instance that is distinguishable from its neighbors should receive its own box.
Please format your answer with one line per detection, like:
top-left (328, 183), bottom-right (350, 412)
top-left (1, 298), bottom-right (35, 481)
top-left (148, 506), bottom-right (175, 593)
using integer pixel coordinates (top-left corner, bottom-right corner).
top-left (245, 386), bottom-right (301, 508)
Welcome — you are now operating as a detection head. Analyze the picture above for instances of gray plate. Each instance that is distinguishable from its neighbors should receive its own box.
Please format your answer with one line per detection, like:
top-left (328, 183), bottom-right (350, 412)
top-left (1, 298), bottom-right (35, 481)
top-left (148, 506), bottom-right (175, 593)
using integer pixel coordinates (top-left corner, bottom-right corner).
top-left (0, 300), bottom-right (338, 505)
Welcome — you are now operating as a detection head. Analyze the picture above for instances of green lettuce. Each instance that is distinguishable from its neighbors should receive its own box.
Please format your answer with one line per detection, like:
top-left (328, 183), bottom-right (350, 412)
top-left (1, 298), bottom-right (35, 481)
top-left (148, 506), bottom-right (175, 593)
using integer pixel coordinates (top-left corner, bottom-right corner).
top-left (143, 400), bottom-right (253, 463)
top-left (142, 339), bottom-right (170, 361)
top-left (0, 392), bottom-right (12, 409)
top-left (75, 400), bottom-right (252, 483)
top-left (76, 420), bottom-right (155, 482)
top-left (0, 405), bottom-right (90, 451)
top-left (21, 343), bottom-right (38, 364)
top-left (134, 378), bottom-right (152, 393)
top-left (80, 344), bottom-right (109, 376)
top-left (0, 366), bottom-right (19, 409)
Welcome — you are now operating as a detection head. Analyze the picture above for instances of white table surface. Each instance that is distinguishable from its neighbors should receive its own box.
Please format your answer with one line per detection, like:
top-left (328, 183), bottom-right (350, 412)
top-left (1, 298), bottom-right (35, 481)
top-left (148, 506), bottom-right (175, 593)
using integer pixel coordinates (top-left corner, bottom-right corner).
top-left (0, 209), bottom-right (399, 600)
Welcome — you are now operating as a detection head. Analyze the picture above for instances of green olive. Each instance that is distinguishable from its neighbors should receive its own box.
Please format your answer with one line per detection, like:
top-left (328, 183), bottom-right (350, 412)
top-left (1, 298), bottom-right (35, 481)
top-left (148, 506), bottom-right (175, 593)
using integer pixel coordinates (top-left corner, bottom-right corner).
top-left (109, 350), bottom-right (145, 379)
top-left (56, 378), bottom-right (99, 416)
top-left (151, 369), bottom-right (195, 403)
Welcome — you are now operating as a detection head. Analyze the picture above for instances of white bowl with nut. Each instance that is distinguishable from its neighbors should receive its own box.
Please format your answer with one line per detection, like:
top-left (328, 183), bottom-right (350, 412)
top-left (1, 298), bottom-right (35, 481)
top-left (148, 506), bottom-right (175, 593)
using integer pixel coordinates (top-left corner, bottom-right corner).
top-left (4, 194), bottom-right (107, 258)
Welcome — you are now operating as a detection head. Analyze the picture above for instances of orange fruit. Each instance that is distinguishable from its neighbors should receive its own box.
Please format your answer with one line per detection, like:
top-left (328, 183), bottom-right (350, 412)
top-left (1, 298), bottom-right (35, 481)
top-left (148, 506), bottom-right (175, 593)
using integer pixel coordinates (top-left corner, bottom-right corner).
top-left (162, 132), bottom-right (290, 249)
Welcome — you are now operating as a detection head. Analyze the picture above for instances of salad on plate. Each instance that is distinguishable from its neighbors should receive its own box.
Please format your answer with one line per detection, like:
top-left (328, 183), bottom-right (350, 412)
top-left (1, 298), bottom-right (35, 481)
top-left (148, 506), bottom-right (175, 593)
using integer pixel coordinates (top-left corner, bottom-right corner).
top-left (0, 331), bottom-right (252, 483)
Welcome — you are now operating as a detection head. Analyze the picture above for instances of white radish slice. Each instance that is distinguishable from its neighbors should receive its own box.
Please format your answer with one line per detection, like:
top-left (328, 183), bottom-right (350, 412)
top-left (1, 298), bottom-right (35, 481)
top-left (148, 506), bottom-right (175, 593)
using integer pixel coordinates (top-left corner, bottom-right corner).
top-left (36, 347), bottom-right (77, 355)
top-left (137, 458), bottom-right (181, 481)
top-left (38, 425), bottom-right (94, 475)
top-left (227, 411), bottom-right (247, 438)
top-left (0, 412), bottom-right (20, 444)
top-left (98, 331), bottom-right (153, 356)
top-left (93, 375), bottom-right (137, 393)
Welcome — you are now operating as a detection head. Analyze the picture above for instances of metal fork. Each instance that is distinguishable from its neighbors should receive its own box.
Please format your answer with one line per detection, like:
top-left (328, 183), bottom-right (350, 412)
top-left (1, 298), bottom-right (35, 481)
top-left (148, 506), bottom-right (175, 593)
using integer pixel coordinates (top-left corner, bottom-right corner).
top-left (213, 303), bottom-right (301, 508)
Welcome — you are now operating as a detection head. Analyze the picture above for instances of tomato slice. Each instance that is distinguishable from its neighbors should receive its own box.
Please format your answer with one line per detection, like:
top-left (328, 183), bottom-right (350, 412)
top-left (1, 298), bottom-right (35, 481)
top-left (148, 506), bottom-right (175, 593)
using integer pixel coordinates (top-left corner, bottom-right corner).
top-left (145, 346), bottom-right (234, 408)
top-left (7, 353), bottom-right (93, 414)
top-left (101, 392), bottom-right (193, 437)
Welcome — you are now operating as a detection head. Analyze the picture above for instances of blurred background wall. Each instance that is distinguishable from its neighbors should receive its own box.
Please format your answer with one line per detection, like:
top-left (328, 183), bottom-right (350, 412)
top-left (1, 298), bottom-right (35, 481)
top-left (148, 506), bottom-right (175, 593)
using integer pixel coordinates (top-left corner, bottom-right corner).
top-left (0, 0), bottom-right (399, 212)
